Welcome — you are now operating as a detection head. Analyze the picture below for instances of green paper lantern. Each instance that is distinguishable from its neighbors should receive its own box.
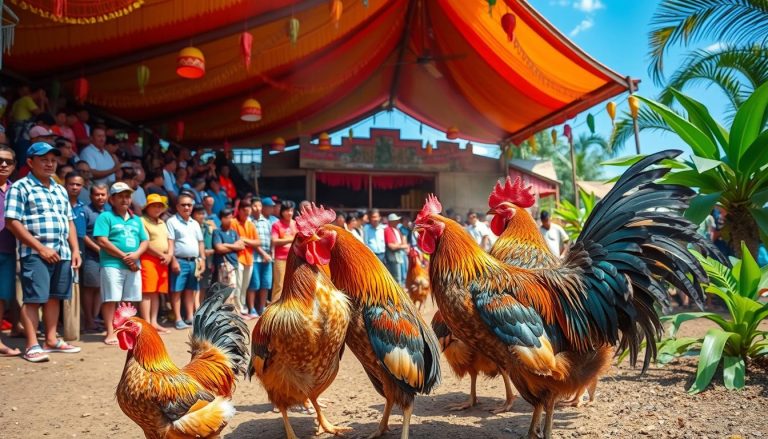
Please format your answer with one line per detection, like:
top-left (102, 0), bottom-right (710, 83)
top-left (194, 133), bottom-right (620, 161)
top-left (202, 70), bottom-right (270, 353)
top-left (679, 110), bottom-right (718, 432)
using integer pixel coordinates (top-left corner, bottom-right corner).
top-left (586, 113), bottom-right (595, 134)
top-left (288, 17), bottom-right (300, 45)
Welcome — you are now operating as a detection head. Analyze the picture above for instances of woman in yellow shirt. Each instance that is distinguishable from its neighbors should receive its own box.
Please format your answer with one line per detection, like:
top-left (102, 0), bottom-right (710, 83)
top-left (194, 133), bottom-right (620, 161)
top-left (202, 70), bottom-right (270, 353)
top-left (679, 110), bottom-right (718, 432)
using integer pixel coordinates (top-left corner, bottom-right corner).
top-left (139, 194), bottom-right (171, 333)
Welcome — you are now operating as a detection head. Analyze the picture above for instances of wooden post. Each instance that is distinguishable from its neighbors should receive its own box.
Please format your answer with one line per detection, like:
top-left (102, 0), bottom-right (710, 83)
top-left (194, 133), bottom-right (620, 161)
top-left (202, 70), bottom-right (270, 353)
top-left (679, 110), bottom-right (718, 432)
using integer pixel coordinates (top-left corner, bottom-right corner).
top-left (627, 76), bottom-right (642, 155)
top-left (63, 278), bottom-right (80, 341)
top-left (569, 136), bottom-right (579, 209)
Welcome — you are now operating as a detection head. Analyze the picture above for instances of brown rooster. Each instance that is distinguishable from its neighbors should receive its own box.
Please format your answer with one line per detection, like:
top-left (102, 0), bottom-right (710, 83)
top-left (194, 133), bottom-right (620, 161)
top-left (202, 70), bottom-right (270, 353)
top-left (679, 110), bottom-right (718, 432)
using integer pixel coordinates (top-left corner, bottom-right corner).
top-left (248, 204), bottom-right (351, 439)
top-left (298, 203), bottom-right (440, 439)
top-left (431, 310), bottom-right (516, 413)
top-left (113, 284), bottom-right (249, 439)
top-left (416, 151), bottom-right (724, 438)
top-left (405, 247), bottom-right (430, 311)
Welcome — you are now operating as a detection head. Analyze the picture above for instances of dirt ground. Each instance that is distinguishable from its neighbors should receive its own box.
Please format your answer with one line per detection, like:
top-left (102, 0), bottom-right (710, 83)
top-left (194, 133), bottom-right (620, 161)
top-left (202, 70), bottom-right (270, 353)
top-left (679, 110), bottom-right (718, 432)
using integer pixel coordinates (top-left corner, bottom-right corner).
top-left (2, 301), bottom-right (767, 439)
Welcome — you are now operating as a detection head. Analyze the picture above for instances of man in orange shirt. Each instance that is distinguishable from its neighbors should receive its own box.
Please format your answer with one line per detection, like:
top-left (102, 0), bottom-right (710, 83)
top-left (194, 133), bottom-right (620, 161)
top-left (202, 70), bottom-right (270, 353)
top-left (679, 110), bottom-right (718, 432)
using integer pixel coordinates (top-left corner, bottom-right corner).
top-left (219, 165), bottom-right (237, 199)
top-left (232, 201), bottom-right (259, 317)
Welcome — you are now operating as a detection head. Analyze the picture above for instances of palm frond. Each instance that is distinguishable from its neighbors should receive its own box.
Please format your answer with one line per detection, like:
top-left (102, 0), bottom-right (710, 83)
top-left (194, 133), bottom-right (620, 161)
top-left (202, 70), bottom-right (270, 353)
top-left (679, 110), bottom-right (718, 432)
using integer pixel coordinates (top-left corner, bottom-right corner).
top-left (610, 108), bottom-right (673, 151)
top-left (648, 0), bottom-right (768, 83)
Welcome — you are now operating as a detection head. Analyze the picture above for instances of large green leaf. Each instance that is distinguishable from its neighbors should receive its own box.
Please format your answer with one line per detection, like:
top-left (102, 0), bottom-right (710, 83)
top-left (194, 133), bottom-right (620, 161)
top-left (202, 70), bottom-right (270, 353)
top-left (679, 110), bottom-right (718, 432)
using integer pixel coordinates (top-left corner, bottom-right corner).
top-left (750, 207), bottom-right (768, 239)
top-left (691, 156), bottom-right (724, 173)
top-left (670, 88), bottom-right (729, 152)
top-left (688, 329), bottom-right (738, 394)
top-left (638, 96), bottom-right (718, 159)
top-left (730, 82), bottom-right (768, 169)
top-left (722, 355), bottom-right (746, 390)
top-left (739, 242), bottom-right (761, 299)
top-left (601, 154), bottom-right (646, 167)
top-left (662, 312), bottom-right (729, 337)
top-left (741, 130), bottom-right (768, 176)
top-left (752, 188), bottom-right (768, 206)
top-left (662, 169), bottom-right (724, 193)
top-left (684, 192), bottom-right (722, 225)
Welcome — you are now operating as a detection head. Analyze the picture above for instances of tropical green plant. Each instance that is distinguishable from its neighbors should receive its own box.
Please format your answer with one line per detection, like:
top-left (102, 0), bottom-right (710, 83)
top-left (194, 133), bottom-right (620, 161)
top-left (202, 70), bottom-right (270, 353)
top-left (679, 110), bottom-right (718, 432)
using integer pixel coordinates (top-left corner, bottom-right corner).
top-left (634, 83), bottom-right (768, 256)
top-left (553, 188), bottom-right (596, 241)
top-left (655, 244), bottom-right (768, 393)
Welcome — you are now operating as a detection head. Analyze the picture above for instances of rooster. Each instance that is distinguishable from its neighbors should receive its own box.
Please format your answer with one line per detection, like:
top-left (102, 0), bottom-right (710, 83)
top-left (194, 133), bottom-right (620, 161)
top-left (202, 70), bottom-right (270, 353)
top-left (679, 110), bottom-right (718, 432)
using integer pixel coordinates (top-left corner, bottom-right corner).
top-left (415, 150), bottom-right (723, 438)
top-left (405, 247), bottom-right (430, 311)
top-left (248, 204), bottom-right (352, 439)
top-left (298, 203), bottom-right (440, 439)
top-left (431, 310), bottom-right (516, 413)
top-left (113, 284), bottom-right (249, 439)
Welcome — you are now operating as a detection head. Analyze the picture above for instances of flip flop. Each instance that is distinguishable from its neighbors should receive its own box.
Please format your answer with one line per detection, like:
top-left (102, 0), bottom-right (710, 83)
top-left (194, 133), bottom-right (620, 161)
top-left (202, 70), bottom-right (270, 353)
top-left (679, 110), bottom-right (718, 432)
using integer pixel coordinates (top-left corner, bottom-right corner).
top-left (23, 345), bottom-right (49, 363)
top-left (44, 339), bottom-right (81, 353)
top-left (103, 338), bottom-right (119, 346)
top-left (0, 346), bottom-right (21, 357)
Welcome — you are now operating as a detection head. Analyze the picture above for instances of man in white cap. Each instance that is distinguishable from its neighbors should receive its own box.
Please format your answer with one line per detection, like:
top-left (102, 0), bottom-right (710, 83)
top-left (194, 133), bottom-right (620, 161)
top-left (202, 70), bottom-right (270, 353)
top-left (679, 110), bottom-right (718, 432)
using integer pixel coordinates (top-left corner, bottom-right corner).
top-left (384, 213), bottom-right (409, 286)
top-left (93, 181), bottom-right (148, 345)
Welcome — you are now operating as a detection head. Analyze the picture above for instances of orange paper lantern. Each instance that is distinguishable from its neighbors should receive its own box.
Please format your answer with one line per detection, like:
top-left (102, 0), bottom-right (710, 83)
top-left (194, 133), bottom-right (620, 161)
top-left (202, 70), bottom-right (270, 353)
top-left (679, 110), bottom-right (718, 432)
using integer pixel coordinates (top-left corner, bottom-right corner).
top-left (177, 46), bottom-right (205, 79)
top-left (501, 13), bottom-right (516, 42)
top-left (240, 98), bottom-right (262, 122)
top-left (446, 126), bottom-right (459, 140)
top-left (330, 0), bottom-right (342, 27)
top-left (318, 132), bottom-right (331, 150)
top-left (426, 141), bottom-right (433, 155)
top-left (272, 137), bottom-right (286, 152)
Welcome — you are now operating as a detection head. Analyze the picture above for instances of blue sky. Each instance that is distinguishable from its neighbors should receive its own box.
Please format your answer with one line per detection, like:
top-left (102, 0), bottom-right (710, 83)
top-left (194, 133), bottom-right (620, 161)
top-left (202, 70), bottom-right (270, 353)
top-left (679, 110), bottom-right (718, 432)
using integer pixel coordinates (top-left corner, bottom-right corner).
top-left (314, 1), bottom-right (732, 177)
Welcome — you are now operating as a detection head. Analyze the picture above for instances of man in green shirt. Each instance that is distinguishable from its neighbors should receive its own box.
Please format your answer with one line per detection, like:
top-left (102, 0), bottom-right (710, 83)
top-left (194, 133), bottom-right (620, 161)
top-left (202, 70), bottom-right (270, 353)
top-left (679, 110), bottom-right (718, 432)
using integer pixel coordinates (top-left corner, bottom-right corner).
top-left (94, 182), bottom-right (148, 345)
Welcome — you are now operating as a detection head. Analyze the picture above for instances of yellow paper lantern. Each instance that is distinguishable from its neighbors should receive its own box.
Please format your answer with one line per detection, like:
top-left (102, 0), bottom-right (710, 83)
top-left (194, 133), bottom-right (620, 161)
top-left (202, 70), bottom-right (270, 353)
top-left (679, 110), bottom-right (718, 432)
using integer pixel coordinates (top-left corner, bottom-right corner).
top-left (550, 128), bottom-right (557, 145)
top-left (607, 101), bottom-right (617, 124)
top-left (240, 98), bottom-right (262, 122)
top-left (272, 137), bottom-right (286, 152)
top-left (446, 126), bottom-right (459, 140)
top-left (177, 46), bottom-right (205, 79)
top-left (318, 132), bottom-right (331, 150)
top-left (628, 95), bottom-right (640, 120)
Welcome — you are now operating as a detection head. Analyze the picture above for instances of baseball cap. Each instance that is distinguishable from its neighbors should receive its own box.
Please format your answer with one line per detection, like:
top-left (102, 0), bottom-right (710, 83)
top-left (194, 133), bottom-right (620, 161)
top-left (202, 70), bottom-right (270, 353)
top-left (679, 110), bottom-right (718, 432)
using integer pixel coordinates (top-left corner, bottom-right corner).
top-left (144, 193), bottom-right (168, 208)
top-left (109, 181), bottom-right (134, 195)
top-left (29, 125), bottom-right (56, 139)
top-left (261, 197), bottom-right (275, 207)
top-left (387, 213), bottom-right (401, 221)
top-left (26, 142), bottom-right (61, 157)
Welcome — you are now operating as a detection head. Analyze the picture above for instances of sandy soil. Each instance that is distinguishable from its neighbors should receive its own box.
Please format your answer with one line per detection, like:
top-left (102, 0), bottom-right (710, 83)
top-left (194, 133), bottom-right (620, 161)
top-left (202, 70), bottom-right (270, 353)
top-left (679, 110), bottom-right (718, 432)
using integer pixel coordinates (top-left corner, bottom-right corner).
top-left (1, 301), bottom-right (767, 439)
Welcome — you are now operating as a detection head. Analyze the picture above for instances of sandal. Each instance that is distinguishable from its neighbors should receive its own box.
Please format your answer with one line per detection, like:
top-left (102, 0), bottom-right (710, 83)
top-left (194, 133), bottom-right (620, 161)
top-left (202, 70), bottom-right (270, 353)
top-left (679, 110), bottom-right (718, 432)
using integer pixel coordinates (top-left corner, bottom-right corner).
top-left (103, 338), bottom-right (119, 346)
top-left (0, 346), bottom-right (21, 357)
top-left (44, 339), bottom-right (81, 353)
top-left (23, 345), bottom-right (50, 363)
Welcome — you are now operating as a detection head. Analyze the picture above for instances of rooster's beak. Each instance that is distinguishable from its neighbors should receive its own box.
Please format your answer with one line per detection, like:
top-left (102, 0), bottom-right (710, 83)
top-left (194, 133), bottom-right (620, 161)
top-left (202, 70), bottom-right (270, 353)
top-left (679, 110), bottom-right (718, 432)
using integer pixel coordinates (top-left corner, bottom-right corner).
top-left (486, 208), bottom-right (496, 215)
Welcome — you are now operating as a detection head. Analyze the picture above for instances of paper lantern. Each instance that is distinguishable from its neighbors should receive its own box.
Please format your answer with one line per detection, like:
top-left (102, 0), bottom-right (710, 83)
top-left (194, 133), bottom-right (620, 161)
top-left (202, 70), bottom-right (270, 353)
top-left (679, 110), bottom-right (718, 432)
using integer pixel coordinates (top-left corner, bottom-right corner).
top-left (348, 128), bottom-right (354, 139)
top-left (137, 65), bottom-right (150, 94)
top-left (501, 13), bottom-right (516, 42)
top-left (330, 0), bottom-right (342, 27)
top-left (487, 0), bottom-right (496, 16)
top-left (176, 46), bottom-right (205, 79)
top-left (240, 32), bottom-right (253, 70)
top-left (176, 120), bottom-right (185, 141)
top-left (318, 132), bottom-right (331, 150)
top-left (563, 124), bottom-right (573, 143)
top-left (607, 101), bottom-right (617, 124)
top-left (73, 76), bottom-right (89, 103)
top-left (628, 95), bottom-right (640, 119)
top-left (288, 17), bottom-right (300, 45)
top-left (272, 137), bottom-right (286, 152)
top-left (586, 113), bottom-right (595, 134)
top-left (528, 135), bottom-right (537, 153)
top-left (426, 141), bottom-right (433, 155)
top-left (446, 126), bottom-right (459, 140)
top-left (240, 98), bottom-right (262, 122)
top-left (550, 128), bottom-right (557, 145)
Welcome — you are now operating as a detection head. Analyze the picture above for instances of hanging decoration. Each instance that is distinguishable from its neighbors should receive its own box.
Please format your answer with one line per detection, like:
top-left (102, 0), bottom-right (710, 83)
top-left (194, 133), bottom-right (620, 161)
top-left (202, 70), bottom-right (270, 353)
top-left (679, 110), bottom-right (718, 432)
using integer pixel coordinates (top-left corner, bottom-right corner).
top-left (11, 0), bottom-right (143, 24)
top-left (486, 0), bottom-right (496, 16)
top-left (288, 17), bottom-right (300, 45)
top-left (419, 123), bottom-right (423, 135)
top-left (175, 120), bottom-right (185, 141)
top-left (563, 124), bottom-right (573, 143)
top-left (528, 135), bottom-right (537, 154)
top-left (446, 126), bottom-right (459, 140)
top-left (318, 132), bottom-right (331, 150)
top-left (330, 0), bottom-right (343, 27)
top-left (606, 101), bottom-right (616, 125)
top-left (240, 98), bottom-right (262, 122)
top-left (586, 113), bottom-right (595, 134)
top-left (550, 128), bottom-right (558, 145)
top-left (272, 137), bottom-right (286, 152)
top-left (628, 95), bottom-right (640, 120)
top-left (240, 32), bottom-right (253, 70)
top-left (73, 76), bottom-right (89, 103)
top-left (501, 13), bottom-right (516, 42)
top-left (426, 141), bottom-right (433, 155)
top-left (137, 65), bottom-right (150, 94)
top-left (176, 46), bottom-right (205, 79)
top-left (348, 128), bottom-right (354, 140)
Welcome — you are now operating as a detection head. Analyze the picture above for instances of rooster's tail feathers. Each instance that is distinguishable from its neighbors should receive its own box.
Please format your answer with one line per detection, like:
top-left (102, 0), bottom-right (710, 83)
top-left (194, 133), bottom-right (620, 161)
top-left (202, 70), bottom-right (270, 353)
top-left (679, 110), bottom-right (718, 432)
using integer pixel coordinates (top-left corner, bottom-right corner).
top-left (192, 283), bottom-right (250, 376)
top-left (170, 397), bottom-right (235, 438)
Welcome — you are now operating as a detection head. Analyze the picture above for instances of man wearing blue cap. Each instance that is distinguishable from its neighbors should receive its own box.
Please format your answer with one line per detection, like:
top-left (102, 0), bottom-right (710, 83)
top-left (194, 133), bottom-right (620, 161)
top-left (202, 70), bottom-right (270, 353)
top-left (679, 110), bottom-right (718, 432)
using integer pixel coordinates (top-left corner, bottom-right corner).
top-left (5, 142), bottom-right (82, 362)
top-left (246, 197), bottom-right (274, 316)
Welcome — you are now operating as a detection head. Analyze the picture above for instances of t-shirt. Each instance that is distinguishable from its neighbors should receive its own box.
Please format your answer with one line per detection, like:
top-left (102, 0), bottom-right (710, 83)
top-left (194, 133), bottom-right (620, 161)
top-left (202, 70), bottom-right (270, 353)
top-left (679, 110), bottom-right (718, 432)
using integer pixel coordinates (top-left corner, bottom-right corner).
top-left (93, 210), bottom-right (148, 269)
top-left (0, 180), bottom-right (16, 254)
top-left (72, 201), bottom-right (87, 238)
top-left (11, 96), bottom-right (37, 122)
top-left (166, 214), bottom-right (203, 258)
top-left (363, 223), bottom-right (386, 254)
top-left (220, 175), bottom-right (236, 199)
top-left (71, 120), bottom-right (89, 145)
top-left (83, 203), bottom-right (108, 259)
top-left (213, 227), bottom-right (239, 267)
top-left (466, 221), bottom-right (492, 251)
top-left (539, 223), bottom-right (569, 257)
top-left (232, 218), bottom-right (256, 266)
top-left (132, 186), bottom-right (147, 211)
top-left (271, 219), bottom-right (297, 261)
top-left (141, 216), bottom-right (169, 254)
top-left (209, 189), bottom-right (227, 215)
top-left (80, 145), bottom-right (116, 185)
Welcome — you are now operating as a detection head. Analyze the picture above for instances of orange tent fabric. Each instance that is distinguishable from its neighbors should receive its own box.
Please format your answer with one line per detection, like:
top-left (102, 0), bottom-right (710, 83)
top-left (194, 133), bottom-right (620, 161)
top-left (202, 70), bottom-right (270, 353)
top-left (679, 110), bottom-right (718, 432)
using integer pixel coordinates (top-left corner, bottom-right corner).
top-left (5, 0), bottom-right (630, 146)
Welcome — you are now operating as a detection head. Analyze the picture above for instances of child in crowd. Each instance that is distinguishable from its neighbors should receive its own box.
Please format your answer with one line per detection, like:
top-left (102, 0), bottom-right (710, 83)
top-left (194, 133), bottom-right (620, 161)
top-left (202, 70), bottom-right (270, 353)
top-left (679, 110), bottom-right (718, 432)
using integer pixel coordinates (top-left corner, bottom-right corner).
top-left (212, 208), bottom-right (243, 302)
top-left (139, 194), bottom-right (171, 334)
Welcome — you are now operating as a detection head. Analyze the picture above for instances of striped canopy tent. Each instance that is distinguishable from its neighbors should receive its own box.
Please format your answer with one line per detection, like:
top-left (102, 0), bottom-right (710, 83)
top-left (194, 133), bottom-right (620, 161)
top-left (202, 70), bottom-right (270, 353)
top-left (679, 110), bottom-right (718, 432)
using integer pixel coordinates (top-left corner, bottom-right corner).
top-left (5, 0), bottom-right (631, 147)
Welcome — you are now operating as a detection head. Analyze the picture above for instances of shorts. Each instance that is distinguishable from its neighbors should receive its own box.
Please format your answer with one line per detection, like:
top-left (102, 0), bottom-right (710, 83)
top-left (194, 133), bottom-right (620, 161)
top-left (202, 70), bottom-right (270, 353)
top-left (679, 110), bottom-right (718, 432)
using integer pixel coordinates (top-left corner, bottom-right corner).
top-left (82, 255), bottom-right (101, 288)
top-left (100, 266), bottom-right (142, 302)
top-left (272, 259), bottom-right (287, 302)
top-left (140, 254), bottom-right (169, 294)
top-left (20, 255), bottom-right (72, 304)
top-left (172, 258), bottom-right (199, 292)
top-left (0, 252), bottom-right (16, 303)
top-left (249, 262), bottom-right (273, 291)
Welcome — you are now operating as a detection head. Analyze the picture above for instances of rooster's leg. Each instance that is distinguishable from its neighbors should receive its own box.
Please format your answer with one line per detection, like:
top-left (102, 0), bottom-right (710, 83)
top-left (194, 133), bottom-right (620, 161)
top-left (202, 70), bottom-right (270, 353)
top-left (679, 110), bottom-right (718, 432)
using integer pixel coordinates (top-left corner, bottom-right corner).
top-left (310, 398), bottom-right (351, 436)
top-left (447, 372), bottom-right (477, 410)
top-left (526, 404), bottom-right (543, 439)
top-left (279, 408), bottom-right (299, 439)
top-left (586, 378), bottom-right (597, 404)
top-left (490, 372), bottom-right (516, 414)
top-left (367, 398), bottom-right (392, 438)
top-left (543, 399), bottom-right (556, 439)
top-left (400, 404), bottom-right (413, 439)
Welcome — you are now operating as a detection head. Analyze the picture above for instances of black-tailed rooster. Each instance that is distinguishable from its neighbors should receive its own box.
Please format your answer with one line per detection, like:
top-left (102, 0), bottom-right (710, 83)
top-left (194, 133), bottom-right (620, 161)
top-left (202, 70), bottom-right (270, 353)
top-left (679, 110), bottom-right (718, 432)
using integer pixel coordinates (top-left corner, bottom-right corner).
top-left (415, 150), bottom-right (723, 438)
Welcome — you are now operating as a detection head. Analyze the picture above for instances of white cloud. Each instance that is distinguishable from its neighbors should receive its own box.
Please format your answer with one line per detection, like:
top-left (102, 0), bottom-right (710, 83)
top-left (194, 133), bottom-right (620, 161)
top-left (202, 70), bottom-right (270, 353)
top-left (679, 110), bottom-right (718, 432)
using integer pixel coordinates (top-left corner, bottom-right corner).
top-left (569, 17), bottom-right (594, 36)
top-left (573, 0), bottom-right (604, 13)
top-left (705, 42), bottom-right (725, 52)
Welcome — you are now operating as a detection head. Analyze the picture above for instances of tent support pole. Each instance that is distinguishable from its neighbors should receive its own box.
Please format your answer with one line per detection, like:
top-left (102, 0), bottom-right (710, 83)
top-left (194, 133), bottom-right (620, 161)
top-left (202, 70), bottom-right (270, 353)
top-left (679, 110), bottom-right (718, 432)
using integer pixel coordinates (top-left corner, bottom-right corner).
top-left (387, 0), bottom-right (417, 109)
top-left (569, 135), bottom-right (579, 209)
top-left (627, 76), bottom-right (641, 155)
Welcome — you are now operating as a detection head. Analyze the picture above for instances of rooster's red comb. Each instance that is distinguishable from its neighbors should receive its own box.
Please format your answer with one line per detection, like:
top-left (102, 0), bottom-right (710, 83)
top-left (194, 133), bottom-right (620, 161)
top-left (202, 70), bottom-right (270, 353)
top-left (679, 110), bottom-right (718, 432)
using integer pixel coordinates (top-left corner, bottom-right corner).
top-left (113, 302), bottom-right (137, 328)
top-left (416, 194), bottom-right (443, 223)
top-left (296, 203), bottom-right (336, 237)
top-left (488, 176), bottom-right (535, 209)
